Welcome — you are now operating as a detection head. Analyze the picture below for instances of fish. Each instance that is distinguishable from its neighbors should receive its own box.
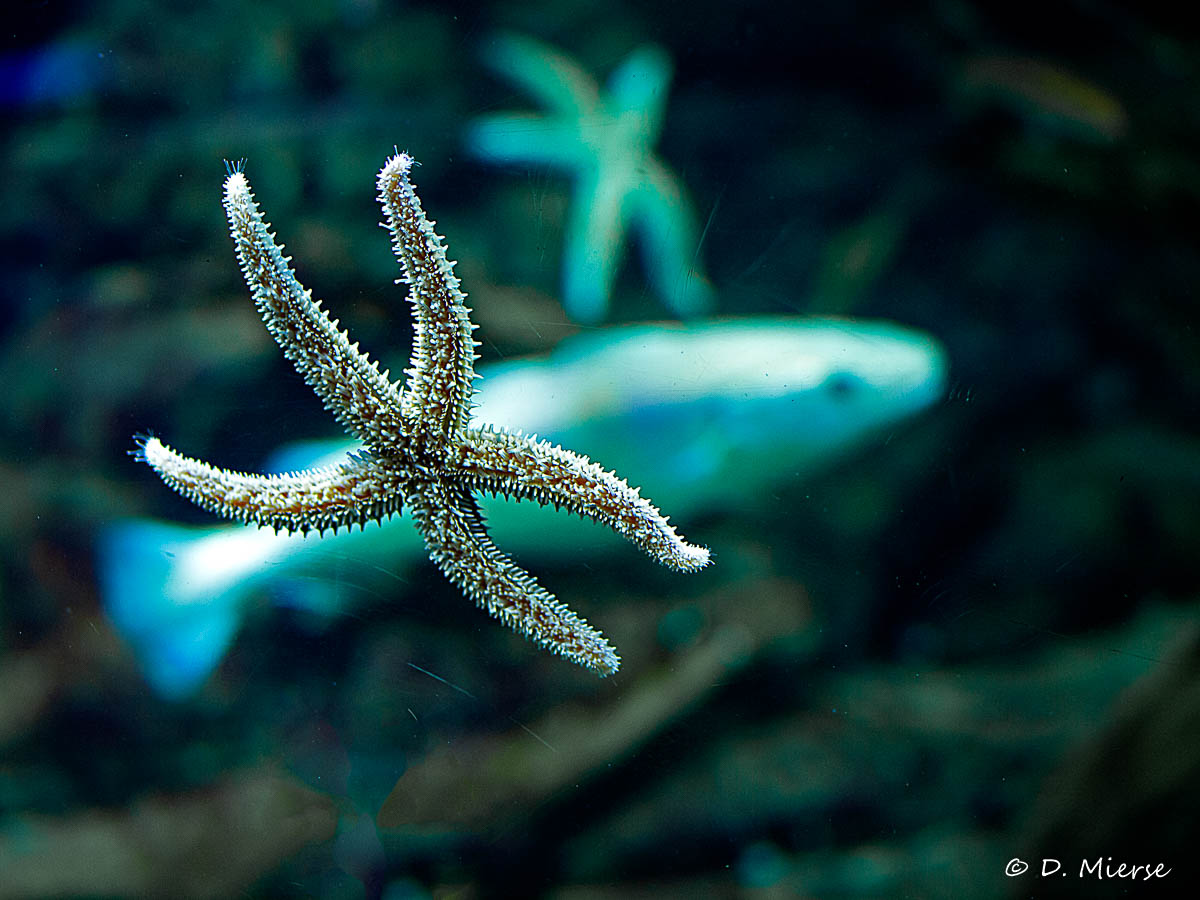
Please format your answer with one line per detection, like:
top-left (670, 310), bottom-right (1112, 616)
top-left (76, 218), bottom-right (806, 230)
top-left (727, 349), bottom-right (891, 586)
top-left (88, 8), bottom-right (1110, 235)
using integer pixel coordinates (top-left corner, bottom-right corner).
top-left (99, 316), bottom-right (948, 697)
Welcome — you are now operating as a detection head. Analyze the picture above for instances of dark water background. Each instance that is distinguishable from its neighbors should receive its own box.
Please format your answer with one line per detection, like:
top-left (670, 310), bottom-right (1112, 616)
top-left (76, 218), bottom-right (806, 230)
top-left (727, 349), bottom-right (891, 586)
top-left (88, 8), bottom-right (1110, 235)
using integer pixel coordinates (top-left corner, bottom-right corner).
top-left (2, 0), bottom-right (1198, 897)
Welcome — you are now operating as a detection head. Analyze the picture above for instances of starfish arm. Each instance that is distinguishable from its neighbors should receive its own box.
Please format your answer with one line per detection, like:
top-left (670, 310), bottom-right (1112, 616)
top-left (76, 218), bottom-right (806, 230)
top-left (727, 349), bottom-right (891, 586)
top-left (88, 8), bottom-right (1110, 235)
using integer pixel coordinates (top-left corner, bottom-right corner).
top-left (482, 32), bottom-right (600, 118)
top-left (460, 427), bottom-right (711, 573)
top-left (605, 44), bottom-right (673, 144)
top-left (466, 114), bottom-right (594, 169)
top-left (561, 166), bottom-right (631, 323)
top-left (629, 158), bottom-right (716, 318)
top-left (376, 153), bottom-right (478, 451)
top-left (136, 436), bottom-right (407, 534)
top-left (410, 480), bottom-right (620, 675)
top-left (222, 167), bottom-right (410, 454)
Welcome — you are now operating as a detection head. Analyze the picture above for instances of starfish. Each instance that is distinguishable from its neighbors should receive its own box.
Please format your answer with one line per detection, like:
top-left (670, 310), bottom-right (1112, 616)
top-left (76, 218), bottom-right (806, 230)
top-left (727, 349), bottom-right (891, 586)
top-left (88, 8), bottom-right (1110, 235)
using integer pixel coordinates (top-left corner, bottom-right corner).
top-left (467, 33), bottom-right (716, 323)
top-left (136, 153), bottom-right (710, 676)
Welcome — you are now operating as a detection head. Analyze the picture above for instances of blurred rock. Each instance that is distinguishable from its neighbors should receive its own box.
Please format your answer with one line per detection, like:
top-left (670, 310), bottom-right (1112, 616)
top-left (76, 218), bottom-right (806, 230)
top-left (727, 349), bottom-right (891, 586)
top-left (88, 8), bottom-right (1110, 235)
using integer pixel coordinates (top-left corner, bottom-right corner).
top-left (1013, 617), bottom-right (1200, 898)
top-left (0, 767), bottom-right (337, 899)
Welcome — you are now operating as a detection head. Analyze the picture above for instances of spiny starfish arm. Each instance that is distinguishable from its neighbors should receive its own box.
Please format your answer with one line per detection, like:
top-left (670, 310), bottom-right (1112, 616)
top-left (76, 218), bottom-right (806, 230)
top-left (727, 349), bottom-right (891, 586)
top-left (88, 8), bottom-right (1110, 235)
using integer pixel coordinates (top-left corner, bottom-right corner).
top-left (409, 480), bottom-right (620, 676)
top-left (222, 166), bottom-right (411, 455)
top-left (376, 153), bottom-right (478, 450)
top-left (136, 436), bottom-right (407, 534)
top-left (460, 427), bottom-right (711, 573)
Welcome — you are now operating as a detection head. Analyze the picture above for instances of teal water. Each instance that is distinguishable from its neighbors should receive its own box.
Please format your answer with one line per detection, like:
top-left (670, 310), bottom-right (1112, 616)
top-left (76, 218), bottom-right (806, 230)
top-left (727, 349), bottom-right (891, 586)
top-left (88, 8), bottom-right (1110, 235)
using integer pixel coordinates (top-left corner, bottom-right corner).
top-left (1, 2), bottom-right (1197, 897)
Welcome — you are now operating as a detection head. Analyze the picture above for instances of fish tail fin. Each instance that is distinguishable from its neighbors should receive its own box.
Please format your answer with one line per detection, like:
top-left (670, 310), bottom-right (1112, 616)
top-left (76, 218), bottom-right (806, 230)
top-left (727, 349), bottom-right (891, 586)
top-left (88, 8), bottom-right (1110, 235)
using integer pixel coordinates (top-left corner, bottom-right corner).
top-left (97, 519), bottom-right (248, 699)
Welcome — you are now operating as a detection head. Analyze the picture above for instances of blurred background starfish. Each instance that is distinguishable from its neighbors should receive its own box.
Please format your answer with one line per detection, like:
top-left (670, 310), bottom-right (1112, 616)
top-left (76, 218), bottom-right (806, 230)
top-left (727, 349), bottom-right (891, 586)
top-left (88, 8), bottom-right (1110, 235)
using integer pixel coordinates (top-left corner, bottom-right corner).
top-left (467, 33), bottom-right (716, 323)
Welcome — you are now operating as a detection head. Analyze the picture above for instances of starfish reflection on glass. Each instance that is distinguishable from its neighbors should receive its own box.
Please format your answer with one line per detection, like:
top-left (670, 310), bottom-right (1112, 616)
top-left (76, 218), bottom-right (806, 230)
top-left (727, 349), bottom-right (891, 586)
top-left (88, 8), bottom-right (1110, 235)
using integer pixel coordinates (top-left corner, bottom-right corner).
top-left (135, 153), bottom-right (710, 677)
top-left (468, 33), bottom-right (716, 323)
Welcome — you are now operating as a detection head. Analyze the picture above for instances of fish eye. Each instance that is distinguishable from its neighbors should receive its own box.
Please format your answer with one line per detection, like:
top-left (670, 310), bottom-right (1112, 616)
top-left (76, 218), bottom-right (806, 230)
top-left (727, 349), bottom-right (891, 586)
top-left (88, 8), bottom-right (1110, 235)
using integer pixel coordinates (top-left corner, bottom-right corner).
top-left (825, 371), bottom-right (861, 400)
